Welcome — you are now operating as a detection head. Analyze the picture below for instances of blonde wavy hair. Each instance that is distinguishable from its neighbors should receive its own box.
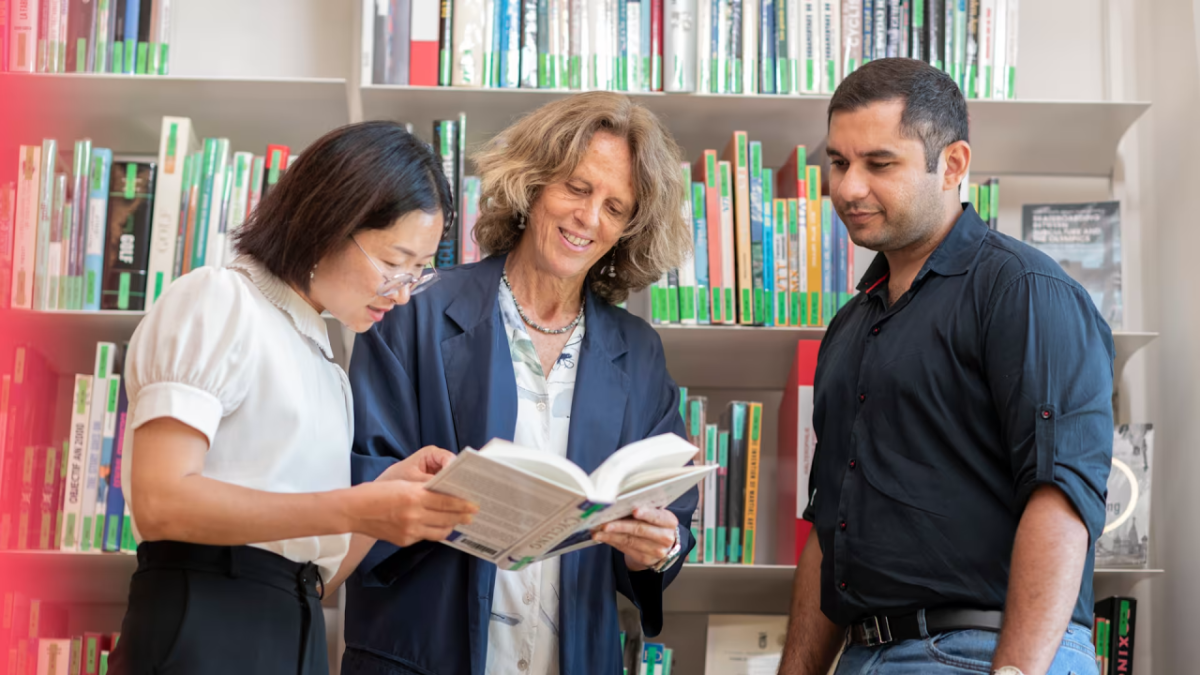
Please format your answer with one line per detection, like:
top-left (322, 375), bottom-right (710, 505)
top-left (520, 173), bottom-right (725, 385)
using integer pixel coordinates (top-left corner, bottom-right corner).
top-left (471, 91), bottom-right (691, 304)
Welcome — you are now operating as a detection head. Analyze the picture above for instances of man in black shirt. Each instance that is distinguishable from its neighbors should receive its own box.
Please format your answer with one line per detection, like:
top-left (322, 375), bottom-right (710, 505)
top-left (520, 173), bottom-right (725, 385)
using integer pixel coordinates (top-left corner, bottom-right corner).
top-left (778, 59), bottom-right (1113, 675)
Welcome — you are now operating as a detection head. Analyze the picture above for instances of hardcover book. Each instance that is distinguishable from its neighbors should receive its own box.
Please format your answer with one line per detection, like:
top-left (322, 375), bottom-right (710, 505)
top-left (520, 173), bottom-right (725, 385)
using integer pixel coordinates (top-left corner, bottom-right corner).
top-left (1096, 425), bottom-right (1152, 569)
top-left (1022, 201), bottom-right (1122, 330)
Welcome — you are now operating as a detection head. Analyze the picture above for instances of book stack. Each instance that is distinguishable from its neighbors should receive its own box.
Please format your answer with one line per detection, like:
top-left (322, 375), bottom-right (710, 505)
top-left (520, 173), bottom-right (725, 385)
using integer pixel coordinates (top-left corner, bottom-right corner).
top-left (0, 594), bottom-right (119, 675)
top-left (651, 142), bottom-right (854, 328)
top-left (2, 0), bottom-right (174, 75)
top-left (1094, 596), bottom-right (1137, 675)
top-left (967, 175), bottom-right (999, 229)
top-left (680, 390), bottom-right (765, 566)
top-left (362, 0), bottom-right (1020, 98)
top-left (0, 341), bottom-right (136, 554)
top-left (619, 632), bottom-right (677, 675)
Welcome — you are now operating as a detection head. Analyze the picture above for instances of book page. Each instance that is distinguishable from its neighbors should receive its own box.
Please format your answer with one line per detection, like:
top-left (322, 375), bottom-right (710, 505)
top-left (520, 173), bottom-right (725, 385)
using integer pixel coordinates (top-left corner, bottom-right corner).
top-left (424, 450), bottom-right (583, 562)
top-left (588, 433), bottom-right (701, 501)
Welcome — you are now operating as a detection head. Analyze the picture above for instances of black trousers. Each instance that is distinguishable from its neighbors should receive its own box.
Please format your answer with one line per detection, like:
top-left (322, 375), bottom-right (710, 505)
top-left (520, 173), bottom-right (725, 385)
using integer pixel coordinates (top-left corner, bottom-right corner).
top-left (109, 541), bottom-right (328, 675)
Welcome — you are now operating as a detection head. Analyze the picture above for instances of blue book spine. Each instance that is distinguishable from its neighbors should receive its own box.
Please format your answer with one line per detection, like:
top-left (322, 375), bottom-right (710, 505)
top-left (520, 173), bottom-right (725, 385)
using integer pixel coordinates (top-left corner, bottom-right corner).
top-left (863, 0), bottom-right (875, 62)
top-left (836, 209), bottom-right (850, 308)
top-left (640, 0), bottom-right (651, 90)
top-left (123, 0), bottom-right (139, 73)
top-left (102, 380), bottom-right (129, 552)
top-left (691, 182), bottom-right (711, 325)
top-left (500, 0), bottom-right (520, 87)
top-left (760, 0), bottom-right (775, 93)
top-left (821, 197), bottom-right (834, 324)
top-left (83, 149), bottom-right (113, 311)
top-left (762, 168), bottom-right (774, 326)
top-left (617, 0), bottom-right (628, 90)
top-left (492, 0), bottom-right (504, 86)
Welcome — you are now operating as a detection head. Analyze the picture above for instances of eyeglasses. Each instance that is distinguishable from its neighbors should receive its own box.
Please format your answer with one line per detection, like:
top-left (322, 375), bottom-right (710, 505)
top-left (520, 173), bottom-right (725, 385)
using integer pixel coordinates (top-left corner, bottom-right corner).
top-left (352, 236), bottom-right (439, 299)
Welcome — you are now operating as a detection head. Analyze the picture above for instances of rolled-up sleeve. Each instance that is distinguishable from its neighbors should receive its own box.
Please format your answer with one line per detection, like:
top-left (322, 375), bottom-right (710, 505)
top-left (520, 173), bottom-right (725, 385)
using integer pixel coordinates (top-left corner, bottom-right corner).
top-left (983, 271), bottom-right (1114, 544)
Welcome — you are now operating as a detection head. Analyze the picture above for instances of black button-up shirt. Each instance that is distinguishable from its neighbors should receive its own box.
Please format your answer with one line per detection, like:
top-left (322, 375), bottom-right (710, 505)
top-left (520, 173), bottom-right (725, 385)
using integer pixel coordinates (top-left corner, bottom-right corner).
top-left (805, 205), bottom-right (1114, 628)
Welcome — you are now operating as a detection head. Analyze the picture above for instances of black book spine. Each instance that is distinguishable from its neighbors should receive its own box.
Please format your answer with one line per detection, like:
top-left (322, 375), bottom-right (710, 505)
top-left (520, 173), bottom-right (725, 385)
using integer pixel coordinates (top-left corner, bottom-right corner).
top-left (724, 402), bottom-right (747, 564)
top-left (101, 160), bottom-right (156, 311)
top-left (434, 120), bottom-right (460, 268)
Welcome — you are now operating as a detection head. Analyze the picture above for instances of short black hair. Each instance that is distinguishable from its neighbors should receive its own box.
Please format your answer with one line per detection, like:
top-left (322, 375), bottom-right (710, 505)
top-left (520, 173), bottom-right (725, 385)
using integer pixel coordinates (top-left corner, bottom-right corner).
top-left (235, 121), bottom-right (454, 290)
top-left (828, 58), bottom-right (969, 173)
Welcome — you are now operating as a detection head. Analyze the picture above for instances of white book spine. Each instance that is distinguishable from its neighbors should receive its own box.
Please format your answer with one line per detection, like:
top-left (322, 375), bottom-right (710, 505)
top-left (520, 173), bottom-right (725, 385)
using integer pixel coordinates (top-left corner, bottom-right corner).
top-left (1003, 0), bottom-right (1017, 98)
top-left (677, 165), bottom-right (697, 325)
top-left (977, 0), bottom-right (995, 99)
top-left (11, 147), bottom-right (40, 309)
top-left (773, 202), bottom-right (789, 322)
top-left (808, 0), bottom-right (824, 93)
top-left (93, 375), bottom-right (120, 549)
top-left (556, 0), bottom-right (570, 87)
top-left (450, 0), bottom-right (486, 86)
top-left (37, 639), bottom-right (72, 675)
top-left (46, 0), bottom-right (61, 72)
top-left (794, 0), bottom-right (810, 92)
top-left (587, 0), bottom-right (607, 89)
top-left (33, 140), bottom-right (56, 311)
top-left (203, 140), bottom-right (230, 269)
top-left (361, 0), bottom-right (376, 84)
top-left (570, 0), bottom-right (588, 88)
top-left (80, 376), bottom-right (107, 552)
top-left (146, 117), bottom-right (195, 311)
top-left (713, 0), bottom-right (728, 93)
top-left (627, 0), bottom-right (641, 91)
top-left (225, 152), bottom-right (253, 265)
top-left (664, 0), bottom-right (696, 92)
top-left (9, 0), bottom-right (37, 71)
top-left (742, 0), bottom-right (757, 94)
top-left (990, 0), bottom-right (1008, 99)
top-left (695, 0), bottom-right (710, 92)
top-left (821, 0), bottom-right (839, 92)
top-left (719, 168), bottom-right (735, 309)
top-left (61, 374), bottom-right (92, 551)
top-left (482, 0), bottom-right (497, 87)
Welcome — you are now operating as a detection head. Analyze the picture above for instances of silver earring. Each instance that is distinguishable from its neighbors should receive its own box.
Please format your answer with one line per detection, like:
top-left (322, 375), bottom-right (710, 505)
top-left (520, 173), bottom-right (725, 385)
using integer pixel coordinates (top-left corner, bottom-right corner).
top-left (517, 213), bottom-right (527, 230)
top-left (603, 248), bottom-right (618, 278)
top-left (310, 263), bottom-right (317, 280)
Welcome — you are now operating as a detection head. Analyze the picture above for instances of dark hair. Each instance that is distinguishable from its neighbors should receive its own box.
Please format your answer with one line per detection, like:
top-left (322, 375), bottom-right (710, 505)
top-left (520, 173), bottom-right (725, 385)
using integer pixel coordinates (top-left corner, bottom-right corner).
top-left (234, 121), bottom-right (454, 290)
top-left (827, 58), bottom-right (969, 173)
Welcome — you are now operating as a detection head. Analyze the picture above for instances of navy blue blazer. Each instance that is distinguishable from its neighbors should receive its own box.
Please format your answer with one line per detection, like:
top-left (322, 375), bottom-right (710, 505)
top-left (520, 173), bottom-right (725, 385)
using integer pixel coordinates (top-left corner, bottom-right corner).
top-left (343, 253), bottom-right (697, 675)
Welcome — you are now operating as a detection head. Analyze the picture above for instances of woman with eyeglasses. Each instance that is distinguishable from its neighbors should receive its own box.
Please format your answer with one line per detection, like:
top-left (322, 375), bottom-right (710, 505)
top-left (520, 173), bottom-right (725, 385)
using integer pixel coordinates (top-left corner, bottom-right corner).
top-left (107, 122), bottom-right (477, 675)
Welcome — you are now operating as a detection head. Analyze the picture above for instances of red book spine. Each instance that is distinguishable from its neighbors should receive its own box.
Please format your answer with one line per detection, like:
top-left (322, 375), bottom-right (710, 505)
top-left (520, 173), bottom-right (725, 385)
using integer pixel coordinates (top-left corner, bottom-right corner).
top-left (777, 340), bottom-right (821, 565)
top-left (409, 0), bottom-right (440, 85)
top-left (650, 0), bottom-right (663, 91)
top-left (776, 146), bottom-right (805, 200)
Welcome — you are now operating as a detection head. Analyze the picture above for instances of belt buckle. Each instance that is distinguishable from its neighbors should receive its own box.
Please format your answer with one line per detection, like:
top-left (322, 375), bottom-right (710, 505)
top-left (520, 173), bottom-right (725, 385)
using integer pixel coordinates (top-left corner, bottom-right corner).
top-left (862, 616), bottom-right (892, 647)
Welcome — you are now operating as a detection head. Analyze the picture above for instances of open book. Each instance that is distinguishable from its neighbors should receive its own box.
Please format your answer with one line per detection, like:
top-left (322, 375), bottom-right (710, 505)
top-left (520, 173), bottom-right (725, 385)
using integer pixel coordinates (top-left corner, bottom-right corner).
top-left (424, 434), bottom-right (715, 570)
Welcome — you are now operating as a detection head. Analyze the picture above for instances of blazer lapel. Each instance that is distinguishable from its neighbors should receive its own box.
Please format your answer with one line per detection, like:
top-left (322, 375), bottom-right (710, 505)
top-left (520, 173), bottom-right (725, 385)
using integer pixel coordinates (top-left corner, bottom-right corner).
top-left (441, 255), bottom-right (518, 452)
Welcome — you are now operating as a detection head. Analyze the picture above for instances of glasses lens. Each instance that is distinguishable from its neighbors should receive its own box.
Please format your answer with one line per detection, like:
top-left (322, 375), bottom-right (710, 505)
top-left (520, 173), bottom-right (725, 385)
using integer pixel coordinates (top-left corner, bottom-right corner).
top-left (378, 268), bottom-right (440, 298)
top-left (410, 268), bottom-right (439, 295)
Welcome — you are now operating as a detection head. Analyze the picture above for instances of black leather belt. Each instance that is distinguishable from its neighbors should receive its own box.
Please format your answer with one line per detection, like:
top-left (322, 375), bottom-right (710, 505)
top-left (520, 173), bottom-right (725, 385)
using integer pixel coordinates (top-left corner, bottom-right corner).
top-left (848, 608), bottom-right (1004, 647)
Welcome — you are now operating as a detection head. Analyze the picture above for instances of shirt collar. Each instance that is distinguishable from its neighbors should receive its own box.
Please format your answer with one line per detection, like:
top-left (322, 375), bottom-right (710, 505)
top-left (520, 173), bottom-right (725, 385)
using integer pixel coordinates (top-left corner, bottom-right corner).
top-left (228, 254), bottom-right (334, 360)
top-left (855, 203), bottom-right (989, 294)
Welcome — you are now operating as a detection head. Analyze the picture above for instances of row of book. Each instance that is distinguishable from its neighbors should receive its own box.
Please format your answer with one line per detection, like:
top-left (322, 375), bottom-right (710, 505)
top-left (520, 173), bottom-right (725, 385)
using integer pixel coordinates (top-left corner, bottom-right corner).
top-left (2, 0), bottom-right (172, 75)
top-left (620, 633), bottom-right (676, 675)
top-left (650, 140), bottom-right (854, 328)
top-left (367, 0), bottom-right (1020, 99)
top-left (0, 114), bottom-right (488, 313)
top-left (682, 392), bottom-right (764, 565)
top-left (0, 341), bottom-right (136, 554)
top-left (0, 592), bottom-right (117, 675)
top-left (1094, 596), bottom-right (1137, 675)
top-left (967, 176), bottom-right (1000, 229)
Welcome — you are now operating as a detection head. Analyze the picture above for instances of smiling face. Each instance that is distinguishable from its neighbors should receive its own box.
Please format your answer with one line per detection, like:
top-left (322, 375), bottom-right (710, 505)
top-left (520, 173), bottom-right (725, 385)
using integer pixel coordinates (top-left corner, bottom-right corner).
top-left (519, 131), bottom-right (636, 284)
top-left (309, 209), bottom-right (443, 333)
top-left (827, 99), bottom-right (954, 254)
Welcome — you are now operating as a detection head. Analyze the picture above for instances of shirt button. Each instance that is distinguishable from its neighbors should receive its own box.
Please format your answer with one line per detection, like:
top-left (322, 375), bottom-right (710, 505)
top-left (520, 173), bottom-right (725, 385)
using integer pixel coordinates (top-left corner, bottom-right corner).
top-left (1042, 410), bottom-right (1052, 419)
top-left (840, 521), bottom-right (847, 531)
top-left (518, 659), bottom-right (529, 671)
top-left (849, 459), bottom-right (857, 470)
top-left (839, 581), bottom-right (848, 591)
top-left (871, 326), bottom-right (880, 336)
top-left (523, 591), bottom-right (534, 605)
top-left (536, 401), bottom-right (547, 412)
top-left (858, 393), bottom-right (866, 403)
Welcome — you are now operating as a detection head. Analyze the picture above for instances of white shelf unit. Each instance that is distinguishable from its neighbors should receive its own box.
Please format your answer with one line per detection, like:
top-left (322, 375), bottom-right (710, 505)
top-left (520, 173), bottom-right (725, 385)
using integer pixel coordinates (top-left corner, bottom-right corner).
top-left (1, 0), bottom-right (1159, 672)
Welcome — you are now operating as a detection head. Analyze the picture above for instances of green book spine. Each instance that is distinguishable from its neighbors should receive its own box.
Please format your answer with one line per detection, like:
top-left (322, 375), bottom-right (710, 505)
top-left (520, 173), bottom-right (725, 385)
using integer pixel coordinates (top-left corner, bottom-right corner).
top-left (788, 199), bottom-right (801, 326)
top-left (703, 425), bottom-right (717, 562)
top-left (192, 139), bottom-right (219, 270)
top-left (716, 430), bottom-right (729, 564)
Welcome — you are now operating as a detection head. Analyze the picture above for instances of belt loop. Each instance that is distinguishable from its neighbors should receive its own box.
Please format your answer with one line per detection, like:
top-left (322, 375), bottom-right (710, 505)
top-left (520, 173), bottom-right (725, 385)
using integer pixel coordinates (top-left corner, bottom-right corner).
top-left (226, 546), bottom-right (241, 579)
top-left (917, 609), bottom-right (929, 639)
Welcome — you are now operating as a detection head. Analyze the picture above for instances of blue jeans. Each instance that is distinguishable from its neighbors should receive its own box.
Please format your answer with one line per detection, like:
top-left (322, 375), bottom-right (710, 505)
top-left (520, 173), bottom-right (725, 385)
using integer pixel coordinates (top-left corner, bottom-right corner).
top-left (835, 613), bottom-right (1098, 675)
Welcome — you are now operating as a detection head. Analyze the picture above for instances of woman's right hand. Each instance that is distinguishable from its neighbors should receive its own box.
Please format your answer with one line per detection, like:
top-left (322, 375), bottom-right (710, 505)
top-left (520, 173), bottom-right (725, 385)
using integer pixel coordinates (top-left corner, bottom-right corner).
top-left (351, 479), bottom-right (477, 548)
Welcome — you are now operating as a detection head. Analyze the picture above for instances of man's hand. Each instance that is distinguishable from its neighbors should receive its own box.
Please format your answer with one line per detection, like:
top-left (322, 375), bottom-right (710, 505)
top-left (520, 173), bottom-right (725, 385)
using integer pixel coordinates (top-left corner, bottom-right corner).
top-left (991, 485), bottom-right (1090, 675)
top-left (779, 529), bottom-right (843, 675)
top-left (378, 446), bottom-right (457, 483)
top-left (593, 507), bottom-right (679, 572)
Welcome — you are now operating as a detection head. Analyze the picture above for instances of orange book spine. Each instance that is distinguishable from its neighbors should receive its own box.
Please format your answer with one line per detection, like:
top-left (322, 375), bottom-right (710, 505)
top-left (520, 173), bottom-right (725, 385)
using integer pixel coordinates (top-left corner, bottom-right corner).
top-left (693, 150), bottom-right (724, 323)
top-left (724, 132), bottom-right (754, 324)
top-left (805, 166), bottom-right (823, 326)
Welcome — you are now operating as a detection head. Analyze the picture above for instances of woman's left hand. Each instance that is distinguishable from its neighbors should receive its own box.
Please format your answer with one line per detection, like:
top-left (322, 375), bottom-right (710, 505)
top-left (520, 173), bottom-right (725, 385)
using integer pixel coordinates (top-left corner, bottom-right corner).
top-left (593, 507), bottom-right (679, 572)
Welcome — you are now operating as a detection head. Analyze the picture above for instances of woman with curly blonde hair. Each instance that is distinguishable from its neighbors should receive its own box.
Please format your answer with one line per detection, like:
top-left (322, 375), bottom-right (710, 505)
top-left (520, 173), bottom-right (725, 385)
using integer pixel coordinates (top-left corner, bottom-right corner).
top-left (342, 91), bottom-right (698, 675)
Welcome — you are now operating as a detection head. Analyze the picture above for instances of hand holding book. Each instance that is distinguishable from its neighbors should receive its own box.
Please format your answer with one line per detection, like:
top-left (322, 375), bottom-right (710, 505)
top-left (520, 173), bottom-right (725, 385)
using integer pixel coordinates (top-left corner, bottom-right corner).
top-left (594, 507), bottom-right (679, 572)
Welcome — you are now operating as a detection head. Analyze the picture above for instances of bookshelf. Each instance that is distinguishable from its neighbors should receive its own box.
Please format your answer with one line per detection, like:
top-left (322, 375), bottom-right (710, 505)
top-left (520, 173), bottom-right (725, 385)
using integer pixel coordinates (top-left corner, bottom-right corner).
top-left (1, 0), bottom-right (1162, 672)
